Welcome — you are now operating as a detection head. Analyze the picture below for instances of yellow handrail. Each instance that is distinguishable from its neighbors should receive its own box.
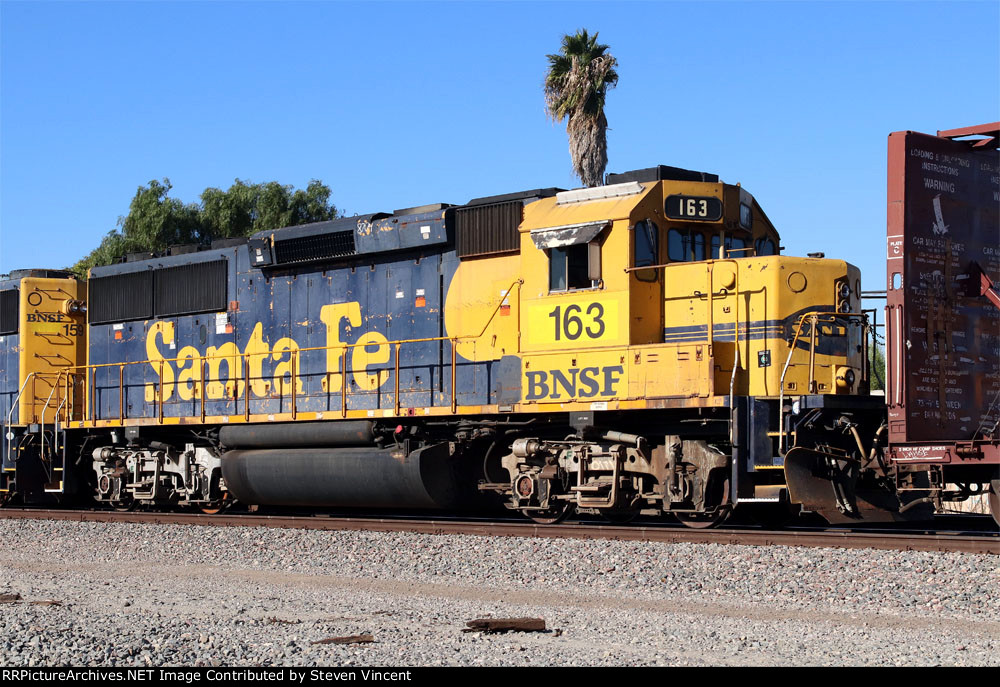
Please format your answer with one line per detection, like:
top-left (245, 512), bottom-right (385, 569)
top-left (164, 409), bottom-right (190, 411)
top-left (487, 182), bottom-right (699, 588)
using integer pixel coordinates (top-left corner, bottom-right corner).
top-left (778, 310), bottom-right (867, 454)
top-left (72, 278), bottom-right (524, 423)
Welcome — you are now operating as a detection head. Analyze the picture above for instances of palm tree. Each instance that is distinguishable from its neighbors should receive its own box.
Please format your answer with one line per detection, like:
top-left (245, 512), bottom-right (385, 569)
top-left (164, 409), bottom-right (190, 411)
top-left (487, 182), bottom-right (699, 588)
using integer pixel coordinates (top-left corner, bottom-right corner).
top-left (544, 29), bottom-right (619, 187)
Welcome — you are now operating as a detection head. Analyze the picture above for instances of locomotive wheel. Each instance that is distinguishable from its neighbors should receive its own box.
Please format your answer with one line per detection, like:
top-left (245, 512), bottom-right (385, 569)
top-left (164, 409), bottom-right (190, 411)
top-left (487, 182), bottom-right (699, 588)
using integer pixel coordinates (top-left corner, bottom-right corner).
top-left (199, 492), bottom-right (232, 515)
top-left (111, 498), bottom-right (136, 512)
top-left (675, 506), bottom-right (732, 529)
top-left (675, 477), bottom-right (731, 529)
top-left (524, 502), bottom-right (572, 525)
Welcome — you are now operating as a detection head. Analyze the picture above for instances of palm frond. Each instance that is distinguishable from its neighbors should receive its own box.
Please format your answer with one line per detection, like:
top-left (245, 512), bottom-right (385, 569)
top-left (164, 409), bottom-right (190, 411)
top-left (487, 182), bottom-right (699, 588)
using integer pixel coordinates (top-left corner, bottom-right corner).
top-left (543, 29), bottom-right (617, 186)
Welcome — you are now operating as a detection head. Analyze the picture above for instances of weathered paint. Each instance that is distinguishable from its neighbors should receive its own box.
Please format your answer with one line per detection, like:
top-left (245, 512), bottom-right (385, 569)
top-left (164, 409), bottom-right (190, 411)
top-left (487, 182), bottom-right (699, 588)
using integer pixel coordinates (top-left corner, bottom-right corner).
top-left (886, 129), bottom-right (1000, 444)
top-left (78, 176), bottom-right (859, 429)
top-left (8, 277), bottom-right (86, 425)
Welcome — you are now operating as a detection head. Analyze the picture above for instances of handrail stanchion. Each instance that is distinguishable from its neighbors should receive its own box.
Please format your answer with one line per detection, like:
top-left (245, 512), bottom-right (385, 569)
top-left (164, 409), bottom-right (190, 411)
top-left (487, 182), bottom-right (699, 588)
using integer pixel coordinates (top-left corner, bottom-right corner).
top-left (119, 365), bottom-right (125, 423)
top-left (65, 373), bottom-right (72, 424)
top-left (40, 373), bottom-right (65, 472)
top-left (807, 315), bottom-right (818, 393)
top-left (5, 374), bottom-right (35, 474)
top-left (778, 310), bottom-right (865, 454)
top-left (200, 357), bottom-right (206, 423)
top-left (394, 343), bottom-right (401, 415)
top-left (291, 350), bottom-right (298, 420)
top-left (30, 375), bottom-right (36, 424)
top-left (341, 347), bottom-right (348, 418)
top-left (244, 352), bottom-right (251, 422)
top-left (706, 264), bottom-right (714, 347)
top-left (158, 360), bottom-right (164, 423)
top-left (450, 339), bottom-right (457, 413)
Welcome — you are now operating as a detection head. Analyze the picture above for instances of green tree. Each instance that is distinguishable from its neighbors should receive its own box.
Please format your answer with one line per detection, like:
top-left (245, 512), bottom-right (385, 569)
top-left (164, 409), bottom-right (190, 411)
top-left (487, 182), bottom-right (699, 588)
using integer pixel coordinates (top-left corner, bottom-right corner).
top-left (544, 29), bottom-right (619, 187)
top-left (869, 345), bottom-right (886, 392)
top-left (119, 179), bottom-right (205, 249)
top-left (72, 178), bottom-right (338, 276)
top-left (73, 179), bottom-right (202, 276)
top-left (73, 230), bottom-right (131, 278)
top-left (200, 179), bottom-right (337, 239)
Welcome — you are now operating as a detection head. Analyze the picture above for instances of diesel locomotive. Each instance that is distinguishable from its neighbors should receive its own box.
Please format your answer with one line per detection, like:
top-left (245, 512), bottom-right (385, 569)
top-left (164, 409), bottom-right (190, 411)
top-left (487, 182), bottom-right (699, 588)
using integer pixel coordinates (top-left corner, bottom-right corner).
top-left (2, 128), bottom-right (998, 527)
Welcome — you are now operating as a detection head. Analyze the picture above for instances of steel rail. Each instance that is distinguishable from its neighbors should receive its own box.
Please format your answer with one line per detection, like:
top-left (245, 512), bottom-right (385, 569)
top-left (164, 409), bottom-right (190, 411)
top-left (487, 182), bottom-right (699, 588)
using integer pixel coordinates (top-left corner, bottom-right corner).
top-left (0, 509), bottom-right (995, 555)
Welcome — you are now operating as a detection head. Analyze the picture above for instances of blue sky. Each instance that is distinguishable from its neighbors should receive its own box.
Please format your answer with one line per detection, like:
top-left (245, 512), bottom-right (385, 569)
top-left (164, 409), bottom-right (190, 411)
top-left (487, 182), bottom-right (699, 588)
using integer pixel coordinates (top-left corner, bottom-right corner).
top-left (1, 0), bottom-right (997, 291)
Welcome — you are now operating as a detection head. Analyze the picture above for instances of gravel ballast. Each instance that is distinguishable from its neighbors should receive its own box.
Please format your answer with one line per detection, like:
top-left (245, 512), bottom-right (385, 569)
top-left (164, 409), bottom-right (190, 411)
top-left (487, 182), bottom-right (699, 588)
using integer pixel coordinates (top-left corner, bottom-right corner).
top-left (0, 518), bottom-right (997, 666)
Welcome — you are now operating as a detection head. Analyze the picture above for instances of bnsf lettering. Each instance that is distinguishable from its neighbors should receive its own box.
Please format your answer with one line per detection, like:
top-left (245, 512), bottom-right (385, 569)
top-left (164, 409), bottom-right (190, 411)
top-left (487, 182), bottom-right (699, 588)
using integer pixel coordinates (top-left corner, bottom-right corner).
top-left (26, 312), bottom-right (67, 323)
top-left (525, 365), bottom-right (623, 401)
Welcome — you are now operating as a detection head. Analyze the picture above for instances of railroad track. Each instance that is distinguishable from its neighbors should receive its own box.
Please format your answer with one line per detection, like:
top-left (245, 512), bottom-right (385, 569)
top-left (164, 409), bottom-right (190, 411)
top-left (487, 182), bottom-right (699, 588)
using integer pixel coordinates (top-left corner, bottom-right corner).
top-left (0, 508), bottom-right (996, 554)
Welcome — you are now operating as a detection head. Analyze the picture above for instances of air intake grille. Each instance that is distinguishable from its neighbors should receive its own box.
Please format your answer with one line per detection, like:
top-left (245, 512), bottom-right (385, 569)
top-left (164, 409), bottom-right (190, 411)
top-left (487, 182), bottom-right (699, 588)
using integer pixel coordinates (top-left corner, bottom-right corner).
top-left (455, 201), bottom-right (522, 259)
top-left (154, 260), bottom-right (228, 317)
top-left (274, 231), bottom-right (356, 265)
top-left (89, 271), bottom-right (153, 325)
top-left (0, 289), bottom-right (18, 335)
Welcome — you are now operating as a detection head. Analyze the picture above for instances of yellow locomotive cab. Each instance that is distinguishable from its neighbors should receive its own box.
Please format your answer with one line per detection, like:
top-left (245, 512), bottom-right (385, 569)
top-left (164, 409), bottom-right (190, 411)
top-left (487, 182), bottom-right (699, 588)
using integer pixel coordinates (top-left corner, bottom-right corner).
top-left (441, 169), bottom-right (875, 524)
top-left (447, 175), bottom-right (867, 412)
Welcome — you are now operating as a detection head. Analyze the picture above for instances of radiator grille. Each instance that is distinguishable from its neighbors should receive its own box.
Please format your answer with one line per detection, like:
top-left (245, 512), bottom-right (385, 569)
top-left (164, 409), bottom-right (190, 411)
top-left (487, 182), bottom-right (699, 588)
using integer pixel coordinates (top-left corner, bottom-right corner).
top-left (0, 289), bottom-right (18, 335)
top-left (154, 259), bottom-right (228, 317)
top-left (274, 231), bottom-right (356, 265)
top-left (89, 271), bottom-right (153, 325)
top-left (455, 201), bottom-right (522, 259)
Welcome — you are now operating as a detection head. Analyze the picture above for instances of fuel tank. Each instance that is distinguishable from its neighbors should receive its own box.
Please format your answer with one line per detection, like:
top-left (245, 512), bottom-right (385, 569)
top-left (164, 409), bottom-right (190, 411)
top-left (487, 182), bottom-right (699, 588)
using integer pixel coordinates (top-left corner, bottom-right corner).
top-left (219, 421), bottom-right (374, 449)
top-left (220, 442), bottom-right (464, 509)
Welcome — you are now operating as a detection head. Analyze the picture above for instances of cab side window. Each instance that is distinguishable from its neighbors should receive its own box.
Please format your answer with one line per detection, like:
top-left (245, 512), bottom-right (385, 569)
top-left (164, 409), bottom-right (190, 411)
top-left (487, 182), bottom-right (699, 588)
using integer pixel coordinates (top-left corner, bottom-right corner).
top-left (634, 219), bottom-right (659, 282)
top-left (668, 229), bottom-right (686, 262)
top-left (668, 228), bottom-right (706, 262)
top-left (755, 237), bottom-right (777, 256)
top-left (726, 236), bottom-right (748, 256)
top-left (550, 243), bottom-right (596, 292)
top-left (692, 232), bottom-right (705, 261)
